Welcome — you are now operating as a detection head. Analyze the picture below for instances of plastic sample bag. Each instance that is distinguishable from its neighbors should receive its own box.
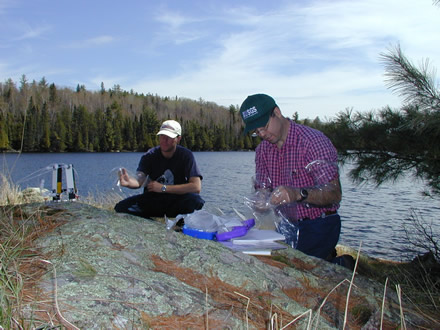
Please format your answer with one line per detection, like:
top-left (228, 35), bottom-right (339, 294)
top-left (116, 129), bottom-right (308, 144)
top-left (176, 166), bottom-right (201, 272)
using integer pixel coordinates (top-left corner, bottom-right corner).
top-left (167, 210), bottom-right (255, 241)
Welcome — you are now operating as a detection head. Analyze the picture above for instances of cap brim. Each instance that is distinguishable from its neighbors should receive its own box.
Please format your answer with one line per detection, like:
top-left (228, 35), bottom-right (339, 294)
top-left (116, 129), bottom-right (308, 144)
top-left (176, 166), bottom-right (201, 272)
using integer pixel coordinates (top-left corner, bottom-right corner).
top-left (243, 111), bottom-right (271, 134)
top-left (157, 130), bottom-right (179, 138)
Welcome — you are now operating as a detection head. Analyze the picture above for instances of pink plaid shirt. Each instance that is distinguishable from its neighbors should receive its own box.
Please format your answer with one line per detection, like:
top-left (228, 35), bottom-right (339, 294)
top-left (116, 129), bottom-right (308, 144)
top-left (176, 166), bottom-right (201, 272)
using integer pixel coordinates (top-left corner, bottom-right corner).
top-left (255, 120), bottom-right (340, 220)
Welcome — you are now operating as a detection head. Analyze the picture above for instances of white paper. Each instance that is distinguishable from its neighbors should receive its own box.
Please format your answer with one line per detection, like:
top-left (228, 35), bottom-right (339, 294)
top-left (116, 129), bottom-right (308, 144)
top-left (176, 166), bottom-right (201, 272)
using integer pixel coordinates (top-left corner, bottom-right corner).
top-left (231, 229), bottom-right (285, 245)
top-left (219, 240), bottom-right (287, 255)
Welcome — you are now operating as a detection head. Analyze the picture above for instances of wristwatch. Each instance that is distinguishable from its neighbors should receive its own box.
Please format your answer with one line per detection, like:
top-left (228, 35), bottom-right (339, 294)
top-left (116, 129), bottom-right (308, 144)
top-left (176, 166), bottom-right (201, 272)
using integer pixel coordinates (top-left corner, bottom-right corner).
top-left (298, 188), bottom-right (308, 202)
top-left (161, 185), bottom-right (167, 193)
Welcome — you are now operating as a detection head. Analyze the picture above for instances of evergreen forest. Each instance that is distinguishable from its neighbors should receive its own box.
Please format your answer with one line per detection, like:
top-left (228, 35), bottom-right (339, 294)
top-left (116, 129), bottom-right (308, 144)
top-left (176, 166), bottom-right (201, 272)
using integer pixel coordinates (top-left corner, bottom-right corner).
top-left (0, 77), bottom-right (261, 153)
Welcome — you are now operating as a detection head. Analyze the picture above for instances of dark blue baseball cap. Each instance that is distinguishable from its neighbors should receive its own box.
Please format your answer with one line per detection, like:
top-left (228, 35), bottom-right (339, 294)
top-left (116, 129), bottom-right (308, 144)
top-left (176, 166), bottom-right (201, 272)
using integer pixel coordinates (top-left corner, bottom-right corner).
top-left (240, 94), bottom-right (277, 134)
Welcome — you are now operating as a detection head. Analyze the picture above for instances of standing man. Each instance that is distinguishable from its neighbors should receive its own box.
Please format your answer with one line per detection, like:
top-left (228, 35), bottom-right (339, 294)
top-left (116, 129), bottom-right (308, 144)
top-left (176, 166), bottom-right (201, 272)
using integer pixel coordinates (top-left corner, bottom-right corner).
top-left (240, 94), bottom-right (350, 266)
top-left (114, 120), bottom-right (205, 218)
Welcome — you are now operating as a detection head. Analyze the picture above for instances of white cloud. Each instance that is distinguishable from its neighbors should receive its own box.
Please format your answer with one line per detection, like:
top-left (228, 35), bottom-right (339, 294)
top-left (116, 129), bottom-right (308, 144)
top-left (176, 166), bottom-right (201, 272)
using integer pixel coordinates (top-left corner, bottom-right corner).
top-left (154, 9), bottom-right (206, 45)
top-left (15, 23), bottom-right (51, 41)
top-left (155, 10), bottom-right (191, 30)
top-left (65, 35), bottom-right (115, 49)
top-left (87, 36), bottom-right (115, 46)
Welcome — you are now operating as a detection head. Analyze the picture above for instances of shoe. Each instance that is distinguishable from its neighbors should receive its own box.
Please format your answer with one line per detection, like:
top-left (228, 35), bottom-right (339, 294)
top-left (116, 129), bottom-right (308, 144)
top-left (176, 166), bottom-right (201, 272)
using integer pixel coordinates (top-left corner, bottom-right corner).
top-left (340, 254), bottom-right (355, 271)
top-left (325, 248), bottom-right (338, 261)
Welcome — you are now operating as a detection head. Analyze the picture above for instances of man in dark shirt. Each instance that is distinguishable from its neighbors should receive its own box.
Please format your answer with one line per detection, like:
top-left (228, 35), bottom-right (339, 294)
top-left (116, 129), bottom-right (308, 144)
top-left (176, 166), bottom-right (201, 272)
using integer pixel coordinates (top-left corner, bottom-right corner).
top-left (114, 120), bottom-right (205, 218)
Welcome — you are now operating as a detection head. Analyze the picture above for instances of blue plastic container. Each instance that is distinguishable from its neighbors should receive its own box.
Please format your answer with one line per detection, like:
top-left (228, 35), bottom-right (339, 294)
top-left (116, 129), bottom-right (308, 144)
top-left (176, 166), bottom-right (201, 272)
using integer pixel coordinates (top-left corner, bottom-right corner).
top-left (182, 226), bottom-right (216, 240)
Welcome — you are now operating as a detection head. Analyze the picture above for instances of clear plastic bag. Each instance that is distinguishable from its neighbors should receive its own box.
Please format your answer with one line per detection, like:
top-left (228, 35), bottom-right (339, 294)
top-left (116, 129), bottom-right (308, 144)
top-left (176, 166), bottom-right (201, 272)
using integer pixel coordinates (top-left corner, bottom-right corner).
top-left (172, 210), bottom-right (244, 233)
top-left (243, 189), bottom-right (272, 211)
top-left (184, 210), bottom-right (219, 232)
top-left (251, 209), bottom-right (279, 230)
top-left (305, 159), bottom-right (338, 186)
top-left (275, 212), bottom-right (299, 249)
top-left (244, 175), bottom-right (279, 229)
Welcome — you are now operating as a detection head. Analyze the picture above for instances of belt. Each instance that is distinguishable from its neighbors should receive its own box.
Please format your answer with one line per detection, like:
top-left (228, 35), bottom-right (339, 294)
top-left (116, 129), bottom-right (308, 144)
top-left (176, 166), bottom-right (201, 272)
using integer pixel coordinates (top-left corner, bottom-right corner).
top-left (298, 210), bottom-right (337, 222)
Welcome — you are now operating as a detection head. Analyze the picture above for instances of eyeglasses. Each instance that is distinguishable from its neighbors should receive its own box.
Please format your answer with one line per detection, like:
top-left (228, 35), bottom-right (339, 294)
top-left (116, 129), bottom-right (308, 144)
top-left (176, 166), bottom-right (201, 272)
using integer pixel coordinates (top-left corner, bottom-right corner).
top-left (251, 115), bottom-right (272, 137)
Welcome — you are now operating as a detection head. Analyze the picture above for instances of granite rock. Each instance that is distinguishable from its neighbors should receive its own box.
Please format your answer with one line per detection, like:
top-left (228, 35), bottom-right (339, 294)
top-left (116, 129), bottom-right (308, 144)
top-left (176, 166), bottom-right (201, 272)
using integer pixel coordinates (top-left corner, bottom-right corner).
top-left (20, 202), bottom-right (431, 329)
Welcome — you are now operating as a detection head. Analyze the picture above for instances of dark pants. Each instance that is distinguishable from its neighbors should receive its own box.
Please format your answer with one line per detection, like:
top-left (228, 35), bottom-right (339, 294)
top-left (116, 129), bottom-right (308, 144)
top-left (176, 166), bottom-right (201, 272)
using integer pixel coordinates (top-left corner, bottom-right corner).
top-left (296, 214), bottom-right (341, 260)
top-left (114, 192), bottom-right (205, 218)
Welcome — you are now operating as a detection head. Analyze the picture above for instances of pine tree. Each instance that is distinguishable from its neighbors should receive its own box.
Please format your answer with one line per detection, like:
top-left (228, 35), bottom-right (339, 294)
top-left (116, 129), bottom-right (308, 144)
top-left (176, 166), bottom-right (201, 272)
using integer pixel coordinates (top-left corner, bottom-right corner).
top-left (23, 96), bottom-right (39, 151)
top-left (72, 105), bottom-right (86, 151)
top-left (51, 113), bottom-right (67, 152)
top-left (40, 102), bottom-right (51, 151)
top-left (103, 107), bottom-right (115, 151)
top-left (49, 83), bottom-right (57, 104)
top-left (111, 101), bottom-right (123, 151)
top-left (0, 112), bottom-right (9, 150)
top-left (337, 44), bottom-right (440, 195)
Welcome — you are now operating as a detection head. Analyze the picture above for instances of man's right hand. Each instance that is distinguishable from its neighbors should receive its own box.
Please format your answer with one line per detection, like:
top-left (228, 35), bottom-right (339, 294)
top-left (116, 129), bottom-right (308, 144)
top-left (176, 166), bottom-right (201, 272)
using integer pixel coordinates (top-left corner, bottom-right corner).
top-left (270, 186), bottom-right (295, 205)
top-left (118, 168), bottom-right (131, 187)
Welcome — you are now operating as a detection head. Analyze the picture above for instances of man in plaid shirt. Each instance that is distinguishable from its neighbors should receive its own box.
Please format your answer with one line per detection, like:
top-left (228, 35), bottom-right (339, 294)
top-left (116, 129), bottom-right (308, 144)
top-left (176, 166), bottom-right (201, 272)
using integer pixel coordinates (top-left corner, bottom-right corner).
top-left (240, 94), bottom-right (352, 267)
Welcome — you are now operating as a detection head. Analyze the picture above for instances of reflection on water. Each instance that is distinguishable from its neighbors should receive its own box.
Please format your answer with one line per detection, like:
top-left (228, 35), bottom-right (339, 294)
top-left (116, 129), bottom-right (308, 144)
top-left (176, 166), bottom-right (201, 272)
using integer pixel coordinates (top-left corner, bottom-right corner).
top-left (1, 151), bottom-right (439, 261)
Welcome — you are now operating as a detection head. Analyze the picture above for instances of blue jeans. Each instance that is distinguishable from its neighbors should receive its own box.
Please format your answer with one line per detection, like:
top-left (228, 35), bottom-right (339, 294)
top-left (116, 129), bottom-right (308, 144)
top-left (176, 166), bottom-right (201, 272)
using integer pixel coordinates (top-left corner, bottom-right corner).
top-left (296, 214), bottom-right (341, 260)
top-left (114, 192), bottom-right (205, 218)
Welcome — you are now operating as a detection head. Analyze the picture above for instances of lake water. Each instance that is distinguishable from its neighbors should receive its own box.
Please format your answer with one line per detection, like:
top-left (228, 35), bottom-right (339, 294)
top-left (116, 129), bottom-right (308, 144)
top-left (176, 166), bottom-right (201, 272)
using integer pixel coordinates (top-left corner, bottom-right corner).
top-left (1, 151), bottom-right (439, 261)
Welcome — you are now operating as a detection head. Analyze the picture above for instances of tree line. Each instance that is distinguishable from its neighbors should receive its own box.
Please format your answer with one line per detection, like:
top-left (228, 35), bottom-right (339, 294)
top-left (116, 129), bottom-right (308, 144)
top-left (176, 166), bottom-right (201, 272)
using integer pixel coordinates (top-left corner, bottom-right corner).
top-left (0, 78), bottom-right (260, 153)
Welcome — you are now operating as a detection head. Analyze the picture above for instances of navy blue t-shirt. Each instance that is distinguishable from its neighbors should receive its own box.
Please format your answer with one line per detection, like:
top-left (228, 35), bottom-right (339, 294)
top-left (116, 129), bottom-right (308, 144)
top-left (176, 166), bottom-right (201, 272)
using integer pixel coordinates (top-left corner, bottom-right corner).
top-left (137, 145), bottom-right (202, 190)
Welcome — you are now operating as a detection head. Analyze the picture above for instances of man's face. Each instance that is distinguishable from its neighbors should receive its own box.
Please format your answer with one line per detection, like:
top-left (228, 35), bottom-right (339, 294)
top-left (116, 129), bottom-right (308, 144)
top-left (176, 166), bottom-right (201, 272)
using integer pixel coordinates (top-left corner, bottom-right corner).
top-left (159, 134), bottom-right (179, 153)
top-left (253, 113), bottom-right (281, 144)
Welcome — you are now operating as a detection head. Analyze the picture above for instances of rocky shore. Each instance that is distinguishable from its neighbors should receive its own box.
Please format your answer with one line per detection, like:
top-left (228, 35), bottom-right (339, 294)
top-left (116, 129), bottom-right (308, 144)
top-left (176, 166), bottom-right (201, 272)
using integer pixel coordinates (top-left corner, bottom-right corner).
top-left (8, 200), bottom-right (433, 329)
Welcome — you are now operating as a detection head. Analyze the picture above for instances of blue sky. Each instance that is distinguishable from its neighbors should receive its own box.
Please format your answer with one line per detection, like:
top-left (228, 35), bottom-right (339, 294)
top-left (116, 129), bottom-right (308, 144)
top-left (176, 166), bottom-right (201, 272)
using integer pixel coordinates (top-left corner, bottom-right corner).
top-left (1, 0), bottom-right (439, 120)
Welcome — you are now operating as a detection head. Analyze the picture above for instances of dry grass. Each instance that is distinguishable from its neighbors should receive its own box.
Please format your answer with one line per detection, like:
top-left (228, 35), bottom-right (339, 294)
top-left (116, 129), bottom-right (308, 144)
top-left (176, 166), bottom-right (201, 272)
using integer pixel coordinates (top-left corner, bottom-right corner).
top-left (344, 252), bottom-right (440, 325)
top-left (0, 173), bottom-right (23, 206)
top-left (81, 190), bottom-right (125, 210)
top-left (0, 203), bottom-right (68, 328)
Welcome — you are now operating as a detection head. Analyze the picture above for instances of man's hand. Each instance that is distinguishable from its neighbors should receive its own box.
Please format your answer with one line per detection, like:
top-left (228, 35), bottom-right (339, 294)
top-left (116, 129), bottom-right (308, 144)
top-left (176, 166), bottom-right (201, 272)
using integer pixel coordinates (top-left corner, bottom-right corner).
top-left (146, 180), bottom-right (164, 193)
top-left (269, 178), bottom-right (342, 207)
top-left (270, 186), bottom-right (295, 206)
top-left (118, 168), bottom-right (131, 187)
top-left (245, 189), bottom-right (272, 212)
top-left (118, 168), bottom-right (145, 189)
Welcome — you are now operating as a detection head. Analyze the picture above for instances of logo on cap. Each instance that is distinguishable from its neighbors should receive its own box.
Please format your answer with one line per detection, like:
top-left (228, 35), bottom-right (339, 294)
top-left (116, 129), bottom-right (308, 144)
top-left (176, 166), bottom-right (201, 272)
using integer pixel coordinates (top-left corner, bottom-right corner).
top-left (161, 123), bottom-right (173, 130)
top-left (241, 106), bottom-right (258, 120)
top-left (157, 120), bottom-right (181, 138)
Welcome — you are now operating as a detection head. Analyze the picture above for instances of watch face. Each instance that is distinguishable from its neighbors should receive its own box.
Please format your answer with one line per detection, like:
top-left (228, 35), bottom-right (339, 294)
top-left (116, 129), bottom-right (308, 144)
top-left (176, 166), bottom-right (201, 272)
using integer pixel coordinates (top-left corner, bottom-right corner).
top-left (301, 189), bottom-right (308, 198)
top-left (162, 185), bottom-right (166, 192)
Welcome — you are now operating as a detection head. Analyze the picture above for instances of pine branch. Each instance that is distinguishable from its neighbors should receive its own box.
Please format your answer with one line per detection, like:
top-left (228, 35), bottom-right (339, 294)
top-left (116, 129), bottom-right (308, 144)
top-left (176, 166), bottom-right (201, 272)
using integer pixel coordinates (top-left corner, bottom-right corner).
top-left (380, 44), bottom-right (440, 112)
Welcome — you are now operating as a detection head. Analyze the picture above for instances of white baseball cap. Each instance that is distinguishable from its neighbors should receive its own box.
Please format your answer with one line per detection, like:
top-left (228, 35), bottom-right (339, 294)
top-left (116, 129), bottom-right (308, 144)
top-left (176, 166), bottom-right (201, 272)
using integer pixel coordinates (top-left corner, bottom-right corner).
top-left (157, 120), bottom-right (181, 138)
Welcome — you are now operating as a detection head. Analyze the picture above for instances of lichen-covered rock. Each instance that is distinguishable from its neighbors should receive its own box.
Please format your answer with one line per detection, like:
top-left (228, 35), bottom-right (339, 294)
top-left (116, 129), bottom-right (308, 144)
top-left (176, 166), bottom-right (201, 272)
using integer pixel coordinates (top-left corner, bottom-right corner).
top-left (22, 202), bottom-right (431, 329)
